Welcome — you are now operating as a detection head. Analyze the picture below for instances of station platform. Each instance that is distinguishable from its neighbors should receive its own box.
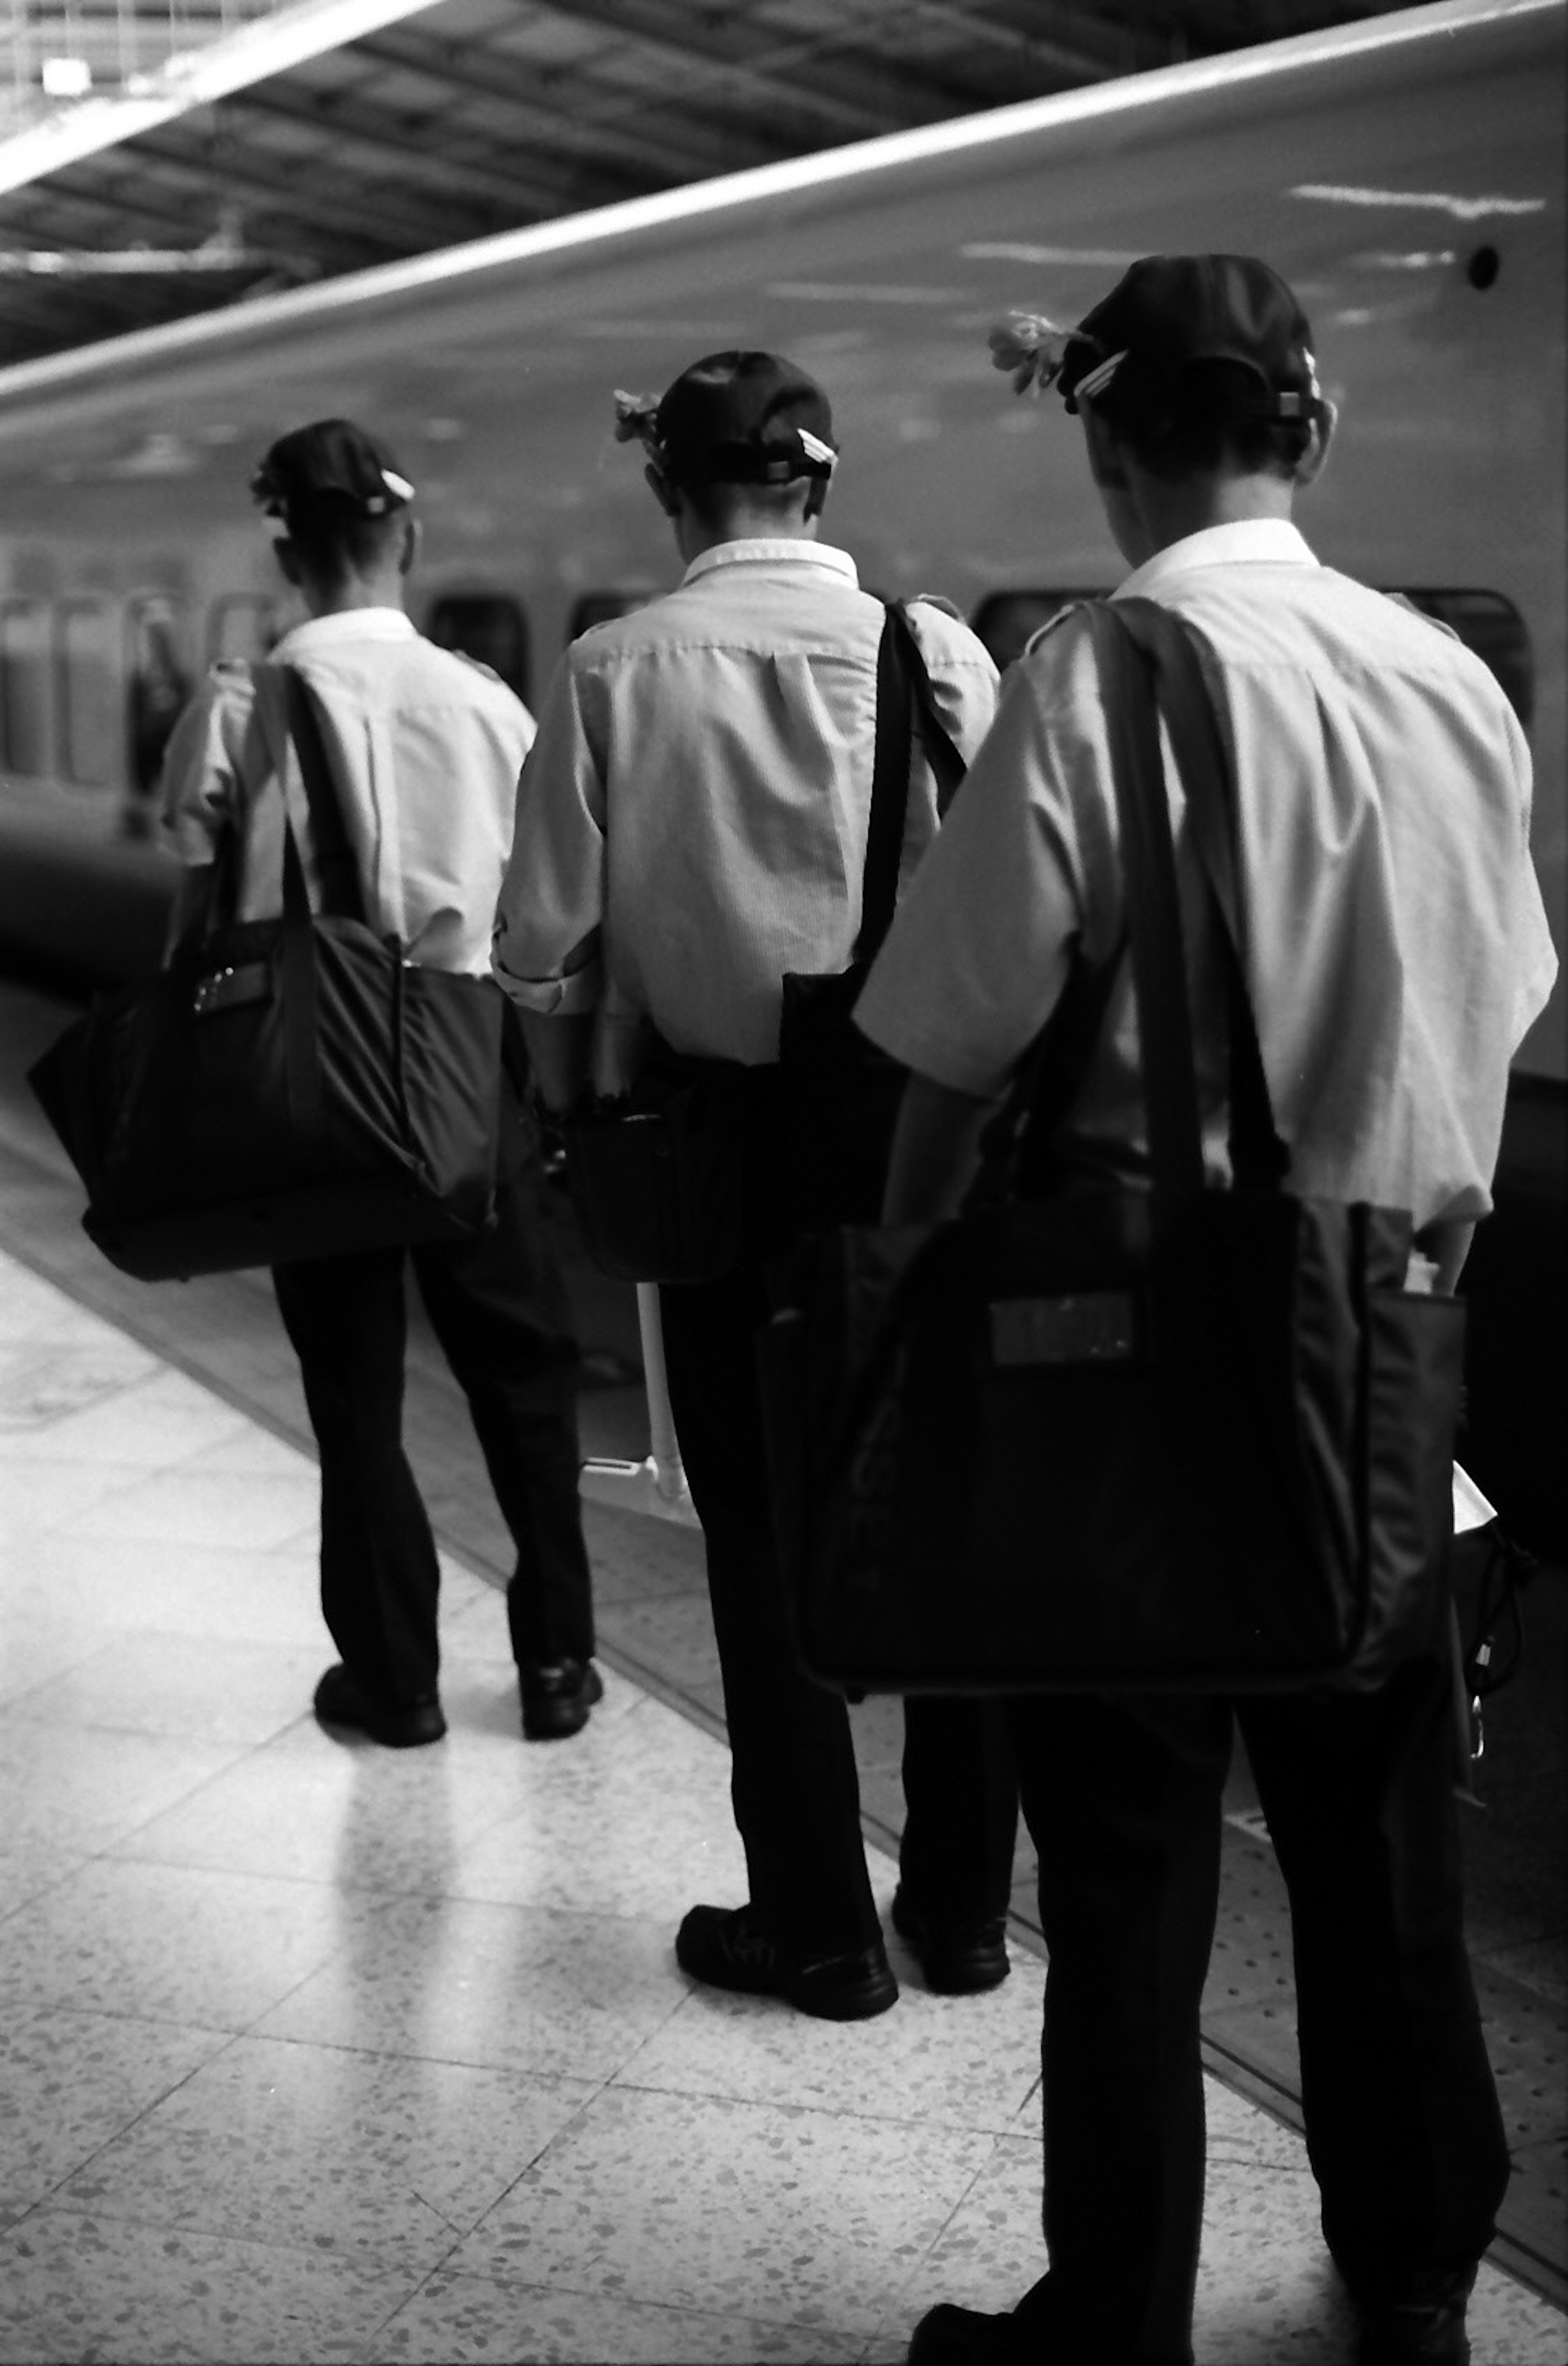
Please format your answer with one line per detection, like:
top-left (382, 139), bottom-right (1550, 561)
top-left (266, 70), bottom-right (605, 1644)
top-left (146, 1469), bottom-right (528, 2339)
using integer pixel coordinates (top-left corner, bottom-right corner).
top-left (1, 978), bottom-right (1565, 2365)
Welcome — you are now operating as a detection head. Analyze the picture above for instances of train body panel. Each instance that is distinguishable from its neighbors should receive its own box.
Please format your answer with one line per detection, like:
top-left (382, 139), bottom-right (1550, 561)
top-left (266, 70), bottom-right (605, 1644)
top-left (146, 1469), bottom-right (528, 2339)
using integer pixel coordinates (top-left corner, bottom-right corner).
top-left (0, 0), bottom-right (1561, 1068)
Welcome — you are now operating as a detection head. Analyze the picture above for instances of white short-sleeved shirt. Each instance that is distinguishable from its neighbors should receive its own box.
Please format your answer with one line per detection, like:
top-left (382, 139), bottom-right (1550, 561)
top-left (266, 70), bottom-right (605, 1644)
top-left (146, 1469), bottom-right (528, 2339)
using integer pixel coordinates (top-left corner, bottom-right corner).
top-left (490, 539), bottom-right (1000, 1065)
top-left (161, 608), bottom-right (534, 976)
top-left (855, 520), bottom-right (1557, 1229)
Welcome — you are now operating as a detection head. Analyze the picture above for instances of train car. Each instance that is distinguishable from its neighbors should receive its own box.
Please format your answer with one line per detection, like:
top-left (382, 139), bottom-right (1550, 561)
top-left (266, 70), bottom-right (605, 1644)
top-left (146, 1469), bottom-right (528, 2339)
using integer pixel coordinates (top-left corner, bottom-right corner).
top-left (0, 0), bottom-right (1561, 1078)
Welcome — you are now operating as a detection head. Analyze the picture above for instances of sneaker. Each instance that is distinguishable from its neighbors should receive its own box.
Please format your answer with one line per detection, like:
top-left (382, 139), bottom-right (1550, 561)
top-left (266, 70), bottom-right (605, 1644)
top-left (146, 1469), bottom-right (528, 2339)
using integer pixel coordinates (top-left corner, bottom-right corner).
top-left (313, 1664), bottom-right (446, 1749)
top-left (675, 1902), bottom-right (898, 2021)
top-left (892, 1884), bottom-right (1010, 1993)
top-left (520, 1658), bottom-right (604, 1740)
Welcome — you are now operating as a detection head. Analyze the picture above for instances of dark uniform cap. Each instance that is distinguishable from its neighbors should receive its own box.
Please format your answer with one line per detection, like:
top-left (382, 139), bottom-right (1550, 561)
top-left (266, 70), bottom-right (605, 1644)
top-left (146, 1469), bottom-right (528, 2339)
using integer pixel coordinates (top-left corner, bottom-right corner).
top-left (251, 418), bottom-right (416, 520)
top-left (1057, 254), bottom-right (1321, 420)
top-left (652, 350), bottom-right (838, 485)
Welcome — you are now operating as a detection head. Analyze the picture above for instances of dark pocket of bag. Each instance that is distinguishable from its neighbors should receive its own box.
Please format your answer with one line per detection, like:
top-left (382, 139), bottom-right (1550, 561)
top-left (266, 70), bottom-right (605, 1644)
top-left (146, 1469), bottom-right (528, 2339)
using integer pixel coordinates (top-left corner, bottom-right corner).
top-left (561, 1056), bottom-right (762, 1284)
top-left (779, 964), bottom-right (909, 1229)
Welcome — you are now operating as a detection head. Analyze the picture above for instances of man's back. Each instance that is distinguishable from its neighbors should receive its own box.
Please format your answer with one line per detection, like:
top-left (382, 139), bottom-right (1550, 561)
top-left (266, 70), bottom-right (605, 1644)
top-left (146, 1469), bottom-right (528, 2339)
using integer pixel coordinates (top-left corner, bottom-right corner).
top-left (164, 611), bottom-right (532, 976)
top-left (503, 539), bottom-right (997, 1062)
top-left (860, 521), bottom-right (1554, 1233)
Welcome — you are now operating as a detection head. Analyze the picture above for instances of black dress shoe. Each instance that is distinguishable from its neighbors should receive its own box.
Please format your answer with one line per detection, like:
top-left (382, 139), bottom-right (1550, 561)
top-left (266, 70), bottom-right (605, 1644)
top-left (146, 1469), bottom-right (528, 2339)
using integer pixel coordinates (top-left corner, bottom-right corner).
top-left (892, 1885), bottom-right (1010, 1994)
top-left (1352, 2281), bottom-right (1476, 2356)
top-left (313, 1664), bottom-right (446, 1748)
top-left (675, 1902), bottom-right (898, 2021)
top-left (908, 2304), bottom-right (1017, 2363)
top-left (519, 1658), bottom-right (604, 1740)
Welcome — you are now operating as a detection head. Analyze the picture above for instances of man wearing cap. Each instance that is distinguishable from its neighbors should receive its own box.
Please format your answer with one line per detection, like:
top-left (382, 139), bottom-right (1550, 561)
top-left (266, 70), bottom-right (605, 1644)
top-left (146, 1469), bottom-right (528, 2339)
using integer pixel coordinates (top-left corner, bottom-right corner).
top-left (161, 417), bottom-right (602, 1752)
top-left (493, 350), bottom-right (1013, 2020)
top-left (854, 260), bottom-right (1556, 2363)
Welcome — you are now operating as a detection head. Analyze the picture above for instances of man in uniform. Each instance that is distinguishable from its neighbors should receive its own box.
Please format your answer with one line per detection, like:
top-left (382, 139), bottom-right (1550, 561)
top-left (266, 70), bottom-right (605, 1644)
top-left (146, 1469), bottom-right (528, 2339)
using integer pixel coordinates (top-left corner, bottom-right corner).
top-left (162, 418), bottom-right (601, 1751)
top-left (855, 259), bottom-right (1557, 2363)
top-left (493, 350), bottom-right (1016, 2018)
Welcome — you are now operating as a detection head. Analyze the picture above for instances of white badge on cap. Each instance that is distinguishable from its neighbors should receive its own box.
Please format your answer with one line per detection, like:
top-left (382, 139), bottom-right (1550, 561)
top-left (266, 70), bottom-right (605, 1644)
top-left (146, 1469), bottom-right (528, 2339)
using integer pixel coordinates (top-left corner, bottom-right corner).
top-left (798, 428), bottom-right (836, 470)
top-left (1073, 348), bottom-right (1129, 404)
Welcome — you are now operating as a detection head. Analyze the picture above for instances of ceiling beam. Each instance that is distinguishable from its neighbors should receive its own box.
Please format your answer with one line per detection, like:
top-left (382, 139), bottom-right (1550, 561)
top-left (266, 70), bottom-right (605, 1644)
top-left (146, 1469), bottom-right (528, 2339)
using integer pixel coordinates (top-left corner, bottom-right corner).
top-left (111, 122), bottom-right (491, 255)
top-left (521, 0), bottom-right (939, 140)
top-left (349, 22), bottom-right (740, 185)
top-left (222, 78), bottom-right (644, 220)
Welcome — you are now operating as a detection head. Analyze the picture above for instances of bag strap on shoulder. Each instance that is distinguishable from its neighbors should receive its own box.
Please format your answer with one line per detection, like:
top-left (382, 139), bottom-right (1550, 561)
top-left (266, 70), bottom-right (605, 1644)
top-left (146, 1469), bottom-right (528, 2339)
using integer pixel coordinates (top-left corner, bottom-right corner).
top-left (882, 601), bottom-right (968, 813)
top-left (1088, 604), bottom-right (1208, 1201)
top-left (854, 607), bottom-right (917, 965)
top-left (1109, 599), bottom-right (1291, 1190)
top-left (269, 666), bottom-right (371, 927)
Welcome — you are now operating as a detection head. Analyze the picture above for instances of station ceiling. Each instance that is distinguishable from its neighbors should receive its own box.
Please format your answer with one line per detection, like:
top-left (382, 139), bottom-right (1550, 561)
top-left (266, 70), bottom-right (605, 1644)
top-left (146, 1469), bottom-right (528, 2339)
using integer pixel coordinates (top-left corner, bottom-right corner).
top-left (1, 0), bottom-right (1417, 368)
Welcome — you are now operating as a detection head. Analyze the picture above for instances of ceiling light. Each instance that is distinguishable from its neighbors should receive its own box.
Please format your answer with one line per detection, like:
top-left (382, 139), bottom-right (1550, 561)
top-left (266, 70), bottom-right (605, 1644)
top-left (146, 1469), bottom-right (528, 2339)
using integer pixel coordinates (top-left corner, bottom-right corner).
top-left (40, 58), bottom-right (91, 99)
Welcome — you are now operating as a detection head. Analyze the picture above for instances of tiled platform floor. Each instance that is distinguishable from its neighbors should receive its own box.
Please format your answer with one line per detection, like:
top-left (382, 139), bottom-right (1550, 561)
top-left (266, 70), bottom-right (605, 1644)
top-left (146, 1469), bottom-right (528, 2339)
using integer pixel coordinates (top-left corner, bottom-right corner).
top-left (2, 1243), bottom-right (1566, 2366)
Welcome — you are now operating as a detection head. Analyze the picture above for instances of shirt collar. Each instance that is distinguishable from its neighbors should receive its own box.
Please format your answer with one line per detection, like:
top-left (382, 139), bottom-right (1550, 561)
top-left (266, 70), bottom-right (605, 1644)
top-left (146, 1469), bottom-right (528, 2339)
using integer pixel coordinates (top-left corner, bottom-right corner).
top-left (273, 607), bottom-right (419, 653)
top-left (1114, 518), bottom-right (1319, 602)
top-left (680, 539), bottom-right (859, 589)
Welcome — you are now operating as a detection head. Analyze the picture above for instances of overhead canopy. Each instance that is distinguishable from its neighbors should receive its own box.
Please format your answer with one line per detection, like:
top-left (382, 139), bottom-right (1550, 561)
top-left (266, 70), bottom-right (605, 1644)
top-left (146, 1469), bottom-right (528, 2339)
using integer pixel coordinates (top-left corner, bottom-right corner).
top-left (0, 0), bottom-right (1419, 368)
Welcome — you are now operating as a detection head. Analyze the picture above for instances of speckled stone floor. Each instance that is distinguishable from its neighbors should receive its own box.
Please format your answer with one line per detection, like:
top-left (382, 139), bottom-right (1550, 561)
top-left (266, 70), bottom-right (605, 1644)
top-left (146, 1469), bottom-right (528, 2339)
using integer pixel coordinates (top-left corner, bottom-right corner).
top-left (1, 967), bottom-right (1565, 2365)
top-left (2, 1234), bottom-right (1565, 2363)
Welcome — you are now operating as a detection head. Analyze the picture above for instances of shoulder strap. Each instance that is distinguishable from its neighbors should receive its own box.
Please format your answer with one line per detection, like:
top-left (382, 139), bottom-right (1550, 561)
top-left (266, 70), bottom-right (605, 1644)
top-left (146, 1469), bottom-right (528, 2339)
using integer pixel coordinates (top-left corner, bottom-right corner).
top-left (883, 600), bottom-right (968, 813)
top-left (853, 606), bottom-right (916, 964)
top-left (263, 665), bottom-right (370, 926)
top-left (1110, 599), bottom-right (1290, 1189)
top-left (1088, 603), bottom-right (1208, 1200)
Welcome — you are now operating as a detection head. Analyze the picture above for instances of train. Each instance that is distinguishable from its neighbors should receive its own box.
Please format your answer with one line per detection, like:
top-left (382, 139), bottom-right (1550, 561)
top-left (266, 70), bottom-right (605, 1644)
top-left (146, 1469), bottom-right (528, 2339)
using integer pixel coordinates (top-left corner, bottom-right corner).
top-left (0, 0), bottom-right (1561, 1084)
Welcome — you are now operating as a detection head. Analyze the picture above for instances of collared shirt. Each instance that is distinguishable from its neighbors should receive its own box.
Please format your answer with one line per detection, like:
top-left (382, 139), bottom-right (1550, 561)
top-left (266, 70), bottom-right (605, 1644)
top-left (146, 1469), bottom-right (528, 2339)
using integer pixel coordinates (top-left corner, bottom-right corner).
top-left (491, 539), bottom-right (1000, 1064)
top-left (161, 608), bottom-right (534, 975)
top-left (855, 519), bottom-right (1557, 1227)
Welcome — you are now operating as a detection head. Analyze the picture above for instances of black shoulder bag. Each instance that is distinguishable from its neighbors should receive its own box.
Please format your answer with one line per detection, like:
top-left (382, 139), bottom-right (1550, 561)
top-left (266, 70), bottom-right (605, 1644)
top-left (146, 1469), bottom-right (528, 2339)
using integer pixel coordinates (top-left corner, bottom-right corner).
top-left (758, 598), bottom-right (1465, 1697)
top-left (29, 666), bottom-right (503, 1280)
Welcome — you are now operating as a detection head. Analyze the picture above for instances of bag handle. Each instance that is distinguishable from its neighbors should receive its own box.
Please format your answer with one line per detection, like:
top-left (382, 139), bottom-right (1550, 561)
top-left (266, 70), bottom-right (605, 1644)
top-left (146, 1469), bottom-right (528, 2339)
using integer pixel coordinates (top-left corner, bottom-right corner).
top-left (1109, 599), bottom-right (1292, 1190)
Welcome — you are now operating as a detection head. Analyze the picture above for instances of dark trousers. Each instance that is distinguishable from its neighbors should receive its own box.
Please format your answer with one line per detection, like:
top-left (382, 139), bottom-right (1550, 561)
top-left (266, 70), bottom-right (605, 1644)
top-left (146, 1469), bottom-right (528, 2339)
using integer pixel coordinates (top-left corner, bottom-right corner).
top-left (659, 1263), bottom-right (1018, 1956)
top-left (1000, 1653), bottom-right (1510, 2364)
top-left (273, 1094), bottom-right (593, 1706)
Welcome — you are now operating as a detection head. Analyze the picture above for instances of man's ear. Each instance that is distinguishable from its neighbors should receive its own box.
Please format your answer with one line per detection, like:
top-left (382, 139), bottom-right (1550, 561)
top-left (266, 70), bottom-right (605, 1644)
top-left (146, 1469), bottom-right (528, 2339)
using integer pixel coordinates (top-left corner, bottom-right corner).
top-left (1081, 405), bottom-right (1130, 491)
top-left (1293, 399), bottom-right (1337, 489)
top-left (397, 515), bottom-right (423, 575)
top-left (644, 463), bottom-right (681, 519)
top-left (273, 538), bottom-right (302, 587)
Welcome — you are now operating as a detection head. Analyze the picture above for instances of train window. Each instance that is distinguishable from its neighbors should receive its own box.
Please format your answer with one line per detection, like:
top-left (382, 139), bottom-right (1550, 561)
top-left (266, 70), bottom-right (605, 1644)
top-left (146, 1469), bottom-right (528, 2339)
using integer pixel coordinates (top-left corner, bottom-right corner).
top-left (969, 589), bottom-right (1105, 671)
top-left (207, 593), bottom-right (280, 666)
top-left (426, 592), bottom-right (530, 700)
top-left (0, 598), bottom-right (51, 777)
top-left (1389, 589), bottom-right (1534, 729)
top-left (57, 600), bottom-right (118, 787)
top-left (127, 597), bottom-right (194, 820)
top-left (568, 590), bottom-right (656, 639)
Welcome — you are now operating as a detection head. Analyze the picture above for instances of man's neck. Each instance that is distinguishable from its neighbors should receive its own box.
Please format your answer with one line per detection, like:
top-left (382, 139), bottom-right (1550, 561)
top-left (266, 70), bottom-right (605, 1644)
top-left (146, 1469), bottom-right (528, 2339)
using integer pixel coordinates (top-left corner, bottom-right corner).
top-left (300, 577), bottom-right (407, 619)
top-left (675, 512), bottom-right (820, 567)
top-left (1121, 472), bottom-right (1294, 570)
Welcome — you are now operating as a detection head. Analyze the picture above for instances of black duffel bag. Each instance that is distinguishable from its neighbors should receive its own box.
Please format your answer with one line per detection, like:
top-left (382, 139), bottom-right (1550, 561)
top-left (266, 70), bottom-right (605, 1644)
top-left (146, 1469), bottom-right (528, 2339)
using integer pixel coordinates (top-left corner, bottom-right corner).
top-left (29, 667), bottom-right (502, 1281)
top-left (758, 599), bottom-right (1464, 1698)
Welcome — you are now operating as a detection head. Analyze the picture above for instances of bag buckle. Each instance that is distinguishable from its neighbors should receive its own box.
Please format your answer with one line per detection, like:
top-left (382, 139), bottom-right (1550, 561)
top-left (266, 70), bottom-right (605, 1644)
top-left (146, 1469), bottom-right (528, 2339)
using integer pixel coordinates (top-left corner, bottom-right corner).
top-left (989, 1290), bottom-right (1138, 1368)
